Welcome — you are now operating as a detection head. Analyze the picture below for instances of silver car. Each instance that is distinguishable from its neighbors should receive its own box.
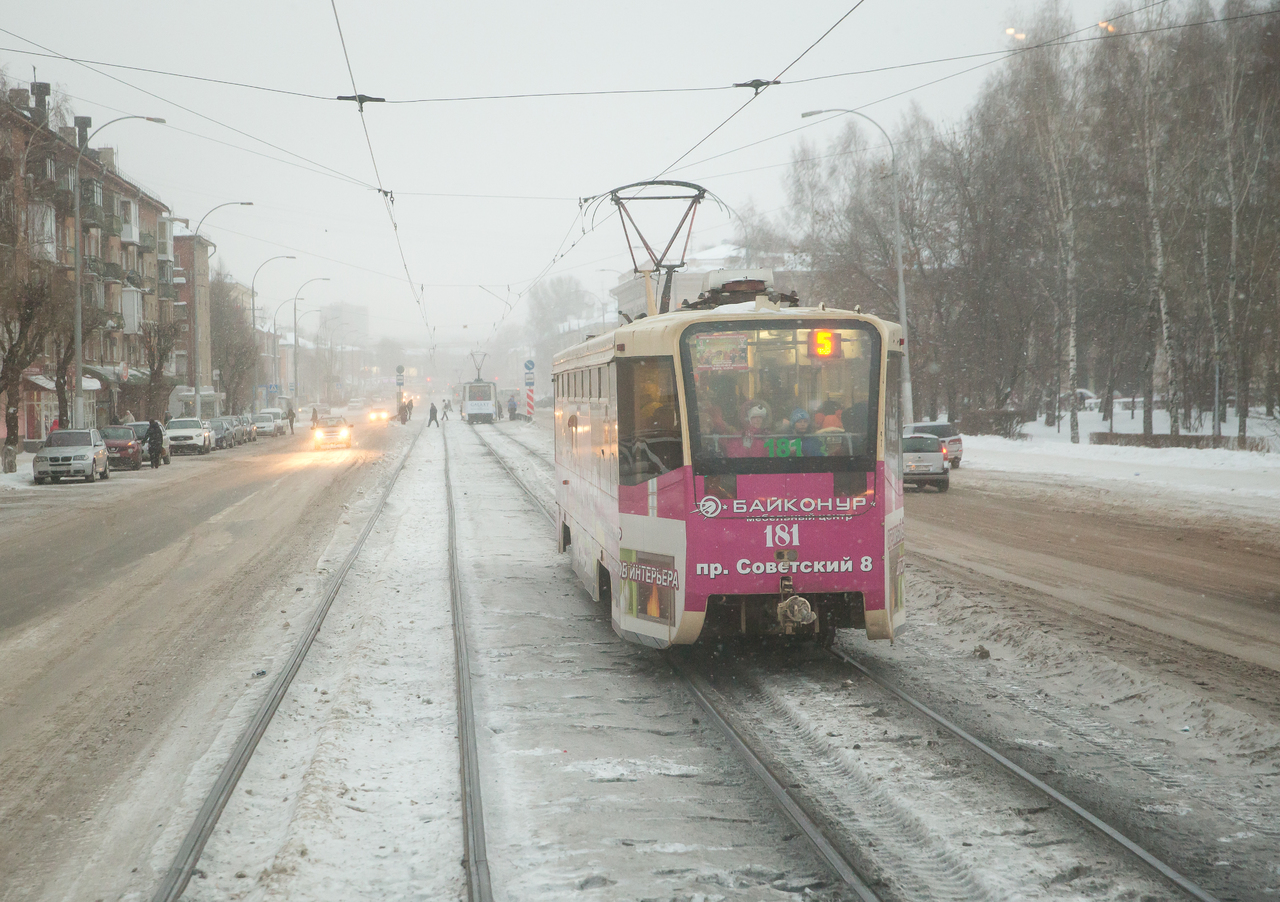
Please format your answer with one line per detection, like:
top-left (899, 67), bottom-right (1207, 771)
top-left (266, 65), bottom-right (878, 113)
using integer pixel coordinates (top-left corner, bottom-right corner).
top-left (902, 433), bottom-right (950, 492)
top-left (253, 413), bottom-right (279, 437)
top-left (33, 429), bottom-right (110, 484)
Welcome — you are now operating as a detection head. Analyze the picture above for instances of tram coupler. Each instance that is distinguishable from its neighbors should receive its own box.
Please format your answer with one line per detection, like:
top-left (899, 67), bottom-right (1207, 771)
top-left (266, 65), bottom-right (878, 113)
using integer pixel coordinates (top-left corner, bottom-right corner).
top-left (777, 575), bottom-right (817, 633)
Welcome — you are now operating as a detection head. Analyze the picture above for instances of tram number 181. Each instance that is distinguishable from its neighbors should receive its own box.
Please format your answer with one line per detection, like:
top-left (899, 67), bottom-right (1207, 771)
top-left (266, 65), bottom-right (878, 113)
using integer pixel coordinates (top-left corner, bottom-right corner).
top-left (763, 524), bottom-right (800, 547)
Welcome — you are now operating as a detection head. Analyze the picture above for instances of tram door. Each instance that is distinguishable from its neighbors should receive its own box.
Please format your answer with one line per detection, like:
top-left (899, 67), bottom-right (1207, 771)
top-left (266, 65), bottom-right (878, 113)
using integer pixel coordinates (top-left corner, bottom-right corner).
top-left (615, 357), bottom-right (686, 647)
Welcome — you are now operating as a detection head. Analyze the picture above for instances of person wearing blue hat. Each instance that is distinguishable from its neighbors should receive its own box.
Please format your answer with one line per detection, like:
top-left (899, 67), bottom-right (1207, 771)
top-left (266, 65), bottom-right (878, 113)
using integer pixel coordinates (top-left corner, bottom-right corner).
top-left (790, 408), bottom-right (824, 457)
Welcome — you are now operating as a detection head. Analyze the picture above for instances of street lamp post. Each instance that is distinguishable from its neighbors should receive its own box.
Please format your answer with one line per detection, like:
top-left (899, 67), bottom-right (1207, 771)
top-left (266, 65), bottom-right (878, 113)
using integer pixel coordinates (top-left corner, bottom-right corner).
top-left (249, 255), bottom-right (295, 411)
top-left (802, 109), bottom-right (915, 427)
top-left (291, 278), bottom-right (329, 407)
top-left (189, 201), bottom-right (253, 419)
top-left (73, 115), bottom-right (165, 427)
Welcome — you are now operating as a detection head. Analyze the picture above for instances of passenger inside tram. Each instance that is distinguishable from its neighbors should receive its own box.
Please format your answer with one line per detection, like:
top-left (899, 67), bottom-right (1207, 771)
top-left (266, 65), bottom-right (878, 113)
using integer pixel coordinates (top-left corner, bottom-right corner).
top-left (684, 324), bottom-right (878, 465)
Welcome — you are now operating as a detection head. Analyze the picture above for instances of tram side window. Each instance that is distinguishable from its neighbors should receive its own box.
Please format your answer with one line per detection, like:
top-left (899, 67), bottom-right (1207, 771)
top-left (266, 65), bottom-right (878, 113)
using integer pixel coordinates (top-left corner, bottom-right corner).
top-left (617, 357), bottom-right (684, 486)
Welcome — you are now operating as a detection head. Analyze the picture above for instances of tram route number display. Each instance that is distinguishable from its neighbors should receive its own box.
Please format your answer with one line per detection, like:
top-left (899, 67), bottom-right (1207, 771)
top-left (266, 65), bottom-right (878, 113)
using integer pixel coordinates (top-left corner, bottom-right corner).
top-left (696, 556), bottom-right (872, 580)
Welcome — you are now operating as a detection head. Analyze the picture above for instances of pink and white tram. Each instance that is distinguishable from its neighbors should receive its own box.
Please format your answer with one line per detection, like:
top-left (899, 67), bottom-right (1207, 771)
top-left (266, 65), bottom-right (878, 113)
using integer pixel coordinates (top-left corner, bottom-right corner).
top-left (553, 292), bottom-right (906, 648)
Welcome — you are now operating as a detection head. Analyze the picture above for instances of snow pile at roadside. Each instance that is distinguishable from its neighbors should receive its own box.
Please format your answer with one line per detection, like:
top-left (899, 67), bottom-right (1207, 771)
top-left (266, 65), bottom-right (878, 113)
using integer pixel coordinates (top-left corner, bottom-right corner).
top-left (0, 452), bottom-right (36, 491)
top-left (961, 433), bottom-right (1279, 501)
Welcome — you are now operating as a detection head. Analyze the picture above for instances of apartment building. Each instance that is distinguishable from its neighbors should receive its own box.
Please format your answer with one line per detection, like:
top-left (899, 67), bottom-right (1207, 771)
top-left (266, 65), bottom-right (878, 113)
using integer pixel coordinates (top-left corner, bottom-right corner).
top-left (1, 83), bottom-right (172, 446)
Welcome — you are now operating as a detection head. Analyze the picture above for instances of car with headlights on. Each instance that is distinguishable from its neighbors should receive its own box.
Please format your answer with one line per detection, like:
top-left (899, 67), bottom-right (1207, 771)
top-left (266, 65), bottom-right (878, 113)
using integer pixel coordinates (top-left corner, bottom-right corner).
top-left (902, 433), bottom-right (950, 492)
top-left (313, 415), bottom-right (352, 449)
top-left (167, 417), bottom-right (212, 454)
top-left (368, 405), bottom-right (391, 424)
top-left (33, 429), bottom-right (110, 483)
top-left (100, 425), bottom-right (144, 470)
top-left (125, 421), bottom-right (170, 464)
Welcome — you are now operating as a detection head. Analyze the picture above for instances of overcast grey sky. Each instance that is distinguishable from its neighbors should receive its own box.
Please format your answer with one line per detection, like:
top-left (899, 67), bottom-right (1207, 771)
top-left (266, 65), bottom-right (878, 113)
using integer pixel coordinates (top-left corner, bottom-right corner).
top-left (2, 0), bottom-right (1115, 349)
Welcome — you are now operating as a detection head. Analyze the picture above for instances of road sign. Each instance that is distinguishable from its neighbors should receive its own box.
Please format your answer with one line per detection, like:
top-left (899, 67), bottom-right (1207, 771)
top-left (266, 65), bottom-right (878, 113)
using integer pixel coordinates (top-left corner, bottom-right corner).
top-left (396, 364), bottom-right (405, 375)
top-left (524, 358), bottom-right (535, 372)
top-left (523, 372), bottom-right (535, 386)
top-left (396, 374), bottom-right (404, 386)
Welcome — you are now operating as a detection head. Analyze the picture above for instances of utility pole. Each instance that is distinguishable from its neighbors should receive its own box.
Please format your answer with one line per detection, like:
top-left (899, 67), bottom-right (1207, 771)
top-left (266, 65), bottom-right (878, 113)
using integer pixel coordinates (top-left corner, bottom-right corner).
top-left (802, 109), bottom-right (915, 426)
top-left (189, 201), bottom-right (252, 419)
top-left (249, 255), bottom-right (294, 412)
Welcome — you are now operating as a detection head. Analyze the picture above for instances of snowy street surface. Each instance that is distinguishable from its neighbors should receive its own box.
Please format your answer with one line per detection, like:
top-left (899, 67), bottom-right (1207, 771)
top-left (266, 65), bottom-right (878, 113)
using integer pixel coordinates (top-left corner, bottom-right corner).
top-left (0, 420), bottom-right (416, 900)
top-left (196, 422), bottom-right (844, 901)
top-left (4, 407), bottom-right (1278, 901)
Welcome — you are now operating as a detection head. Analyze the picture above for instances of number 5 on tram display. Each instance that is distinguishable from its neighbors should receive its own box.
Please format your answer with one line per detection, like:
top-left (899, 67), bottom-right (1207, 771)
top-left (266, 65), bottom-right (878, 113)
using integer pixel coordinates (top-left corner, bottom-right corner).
top-left (554, 281), bottom-right (905, 648)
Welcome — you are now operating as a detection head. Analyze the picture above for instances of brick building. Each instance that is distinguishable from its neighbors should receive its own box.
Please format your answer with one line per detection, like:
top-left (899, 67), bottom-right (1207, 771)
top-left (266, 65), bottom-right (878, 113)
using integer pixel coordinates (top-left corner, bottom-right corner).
top-left (1, 83), bottom-right (174, 448)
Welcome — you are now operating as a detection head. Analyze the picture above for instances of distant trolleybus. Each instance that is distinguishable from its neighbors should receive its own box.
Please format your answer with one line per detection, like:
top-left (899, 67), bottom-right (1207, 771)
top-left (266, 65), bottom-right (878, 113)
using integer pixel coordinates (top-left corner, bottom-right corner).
top-left (553, 279), bottom-right (905, 648)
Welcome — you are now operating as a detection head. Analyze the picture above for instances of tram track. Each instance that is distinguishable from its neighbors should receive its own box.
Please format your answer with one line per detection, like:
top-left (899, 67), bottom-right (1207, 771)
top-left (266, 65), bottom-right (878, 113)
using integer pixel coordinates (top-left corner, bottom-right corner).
top-left (149, 425), bottom-right (424, 902)
top-left (469, 423), bottom-right (883, 901)
top-left (443, 428), bottom-right (493, 902)
top-left (474, 422), bottom-right (1223, 902)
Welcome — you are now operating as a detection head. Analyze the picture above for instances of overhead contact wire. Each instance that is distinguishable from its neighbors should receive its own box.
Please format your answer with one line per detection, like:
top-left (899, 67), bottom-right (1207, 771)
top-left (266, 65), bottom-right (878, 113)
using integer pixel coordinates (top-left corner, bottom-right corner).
top-left (327, 0), bottom-right (428, 328)
top-left (0, 27), bottom-right (378, 192)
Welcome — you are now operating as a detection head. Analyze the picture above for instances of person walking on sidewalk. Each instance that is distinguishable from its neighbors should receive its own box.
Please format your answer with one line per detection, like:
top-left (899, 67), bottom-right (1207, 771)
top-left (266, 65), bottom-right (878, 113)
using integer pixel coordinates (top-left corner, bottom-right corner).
top-left (407, 398), bottom-right (414, 420)
top-left (441, 399), bottom-right (450, 421)
top-left (286, 404), bottom-right (296, 435)
top-left (145, 419), bottom-right (165, 469)
top-left (311, 407), bottom-right (319, 429)
top-left (427, 402), bottom-right (439, 427)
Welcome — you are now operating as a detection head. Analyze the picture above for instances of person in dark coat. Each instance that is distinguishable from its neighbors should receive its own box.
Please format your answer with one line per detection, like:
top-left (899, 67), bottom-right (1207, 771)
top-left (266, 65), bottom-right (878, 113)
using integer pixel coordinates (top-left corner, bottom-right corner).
top-left (407, 398), bottom-right (414, 420)
top-left (427, 402), bottom-right (439, 427)
top-left (145, 419), bottom-right (165, 469)
top-left (286, 405), bottom-right (296, 434)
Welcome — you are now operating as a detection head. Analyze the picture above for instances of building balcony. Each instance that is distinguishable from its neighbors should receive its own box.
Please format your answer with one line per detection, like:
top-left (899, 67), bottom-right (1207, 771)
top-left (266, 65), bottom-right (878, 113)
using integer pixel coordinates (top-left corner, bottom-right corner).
top-left (102, 261), bottom-right (124, 282)
top-left (160, 282), bottom-right (178, 301)
top-left (139, 231), bottom-right (156, 254)
top-left (141, 275), bottom-right (157, 294)
top-left (126, 269), bottom-right (144, 289)
top-left (80, 204), bottom-right (104, 228)
top-left (82, 255), bottom-right (103, 276)
top-left (103, 214), bottom-right (123, 238)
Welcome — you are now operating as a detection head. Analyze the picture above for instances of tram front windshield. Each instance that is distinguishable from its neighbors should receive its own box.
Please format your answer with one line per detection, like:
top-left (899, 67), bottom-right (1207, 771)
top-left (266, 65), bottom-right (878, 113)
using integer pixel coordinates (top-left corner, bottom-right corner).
top-left (681, 321), bottom-right (881, 474)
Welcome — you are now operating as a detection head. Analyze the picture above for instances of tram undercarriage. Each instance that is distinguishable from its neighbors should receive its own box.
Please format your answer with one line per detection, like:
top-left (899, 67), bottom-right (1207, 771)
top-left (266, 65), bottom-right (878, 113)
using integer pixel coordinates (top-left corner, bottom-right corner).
top-left (700, 591), bottom-right (865, 641)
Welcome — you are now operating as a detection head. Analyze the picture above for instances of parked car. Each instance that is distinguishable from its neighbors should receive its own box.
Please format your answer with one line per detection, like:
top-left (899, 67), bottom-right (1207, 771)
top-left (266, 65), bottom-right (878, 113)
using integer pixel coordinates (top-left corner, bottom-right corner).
top-left (313, 415), bottom-right (352, 449)
top-left (33, 429), bottom-right (110, 483)
top-left (125, 421), bottom-right (171, 464)
top-left (253, 413), bottom-right (280, 437)
top-left (210, 419), bottom-right (234, 450)
top-left (908, 421), bottom-right (963, 468)
top-left (167, 417), bottom-right (213, 454)
top-left (100, 425), bottom-right (144, 470)
top-left (239, 414), bottom-right (257, 441)
top-left (902, 433), bottom-right (950, 492)
top-left (216, 416), bottom-right (245, 446)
